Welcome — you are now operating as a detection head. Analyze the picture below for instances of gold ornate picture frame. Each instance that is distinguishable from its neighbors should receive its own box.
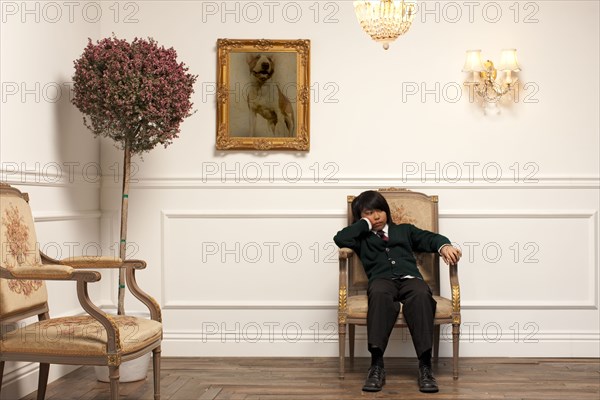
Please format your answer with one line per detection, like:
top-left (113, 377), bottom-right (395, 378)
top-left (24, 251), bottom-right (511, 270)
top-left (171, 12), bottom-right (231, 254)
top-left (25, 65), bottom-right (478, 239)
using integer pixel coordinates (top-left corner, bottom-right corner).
top-left (216, 39), bottom-right (310, 151)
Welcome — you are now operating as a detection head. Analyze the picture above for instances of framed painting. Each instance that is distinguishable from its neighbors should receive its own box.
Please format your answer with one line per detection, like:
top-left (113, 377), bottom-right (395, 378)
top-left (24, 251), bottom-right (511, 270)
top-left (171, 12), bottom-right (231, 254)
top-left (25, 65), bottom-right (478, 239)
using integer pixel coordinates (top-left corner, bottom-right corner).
top-left (216, 39), bottom-right (310, 151)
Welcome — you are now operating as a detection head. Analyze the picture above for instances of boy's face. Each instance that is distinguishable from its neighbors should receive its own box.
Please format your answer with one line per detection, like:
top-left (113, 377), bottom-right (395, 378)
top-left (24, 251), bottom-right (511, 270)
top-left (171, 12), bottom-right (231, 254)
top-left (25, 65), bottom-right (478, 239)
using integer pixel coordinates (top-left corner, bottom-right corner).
top-left (360, 208), bottom-right (387, 231)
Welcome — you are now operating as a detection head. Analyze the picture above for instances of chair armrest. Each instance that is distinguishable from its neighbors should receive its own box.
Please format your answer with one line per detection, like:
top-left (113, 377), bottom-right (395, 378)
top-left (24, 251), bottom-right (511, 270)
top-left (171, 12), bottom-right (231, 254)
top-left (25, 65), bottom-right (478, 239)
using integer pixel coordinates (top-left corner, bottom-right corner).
top-left (40, 251), bottom-right (158, 321)
top-left (0, 265), bottom-right (100, 282)
top-left (337, 249), bottom-right (353, 325)
top-left (41, 251), bottom-right (123, 268)
top-left (58, 256), bottom-right (124, 269)
top-left (448, 263), bottom-right (461, 324)
top-left (58, 256), bottom-right (158, 320)
top-left (123, 259), bottom-right (147, 269)
top-left (126, 266), bottom-right (162, 322)
top-left (338, 247), bottom-right (354, 260)
top-left (59, 256), bottom-right (147, 270)
top-left (449, 263), bottom-right (459, 286)
top-left (41, 249), bottom-right (148, 270)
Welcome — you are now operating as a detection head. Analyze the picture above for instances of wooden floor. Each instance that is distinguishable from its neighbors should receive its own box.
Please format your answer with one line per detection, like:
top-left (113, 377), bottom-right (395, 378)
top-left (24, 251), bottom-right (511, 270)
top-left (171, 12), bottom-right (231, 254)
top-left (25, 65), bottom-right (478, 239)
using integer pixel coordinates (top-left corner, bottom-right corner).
top-left (20, 357), bottom-right (600, 400)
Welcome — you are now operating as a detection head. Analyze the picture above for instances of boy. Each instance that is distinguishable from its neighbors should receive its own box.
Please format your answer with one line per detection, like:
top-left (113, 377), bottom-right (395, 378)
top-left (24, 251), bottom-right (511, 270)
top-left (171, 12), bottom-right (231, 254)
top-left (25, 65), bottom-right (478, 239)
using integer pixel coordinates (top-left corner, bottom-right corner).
top-left (333, 190), bottom-right (461, 393)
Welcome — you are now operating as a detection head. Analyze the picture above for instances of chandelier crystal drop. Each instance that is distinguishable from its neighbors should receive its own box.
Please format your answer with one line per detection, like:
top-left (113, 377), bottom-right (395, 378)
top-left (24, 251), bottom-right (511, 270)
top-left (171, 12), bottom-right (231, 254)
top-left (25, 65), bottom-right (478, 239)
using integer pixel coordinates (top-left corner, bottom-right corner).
top-left (354, 0), bottom-right (416, 50)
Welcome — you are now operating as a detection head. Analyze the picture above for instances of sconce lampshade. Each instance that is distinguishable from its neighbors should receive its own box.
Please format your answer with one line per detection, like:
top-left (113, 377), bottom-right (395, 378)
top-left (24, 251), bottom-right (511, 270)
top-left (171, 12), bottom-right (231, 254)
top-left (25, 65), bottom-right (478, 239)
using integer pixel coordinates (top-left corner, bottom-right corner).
top-left (354, 0), bottom-right (415, 50)
top-left (462, 50), bottom-right (484, 72)
top-left (497, 48), bottom-right (521, 71)
top-left (462, 48), bottom-right (521, 114)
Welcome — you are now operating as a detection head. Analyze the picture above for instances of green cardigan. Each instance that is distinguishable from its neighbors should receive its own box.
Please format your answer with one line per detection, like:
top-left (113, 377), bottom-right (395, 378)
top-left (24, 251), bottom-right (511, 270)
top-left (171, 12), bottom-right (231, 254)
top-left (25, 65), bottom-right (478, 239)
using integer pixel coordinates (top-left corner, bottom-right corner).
top-left (333, 219), bottom-right (451, 282)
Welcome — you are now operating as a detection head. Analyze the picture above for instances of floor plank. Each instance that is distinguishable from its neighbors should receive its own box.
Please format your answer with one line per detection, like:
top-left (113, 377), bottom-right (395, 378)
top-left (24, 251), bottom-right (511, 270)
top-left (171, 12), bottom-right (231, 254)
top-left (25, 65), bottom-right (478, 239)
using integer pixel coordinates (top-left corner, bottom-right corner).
top-left (17, 357), bottom-right (600, 400)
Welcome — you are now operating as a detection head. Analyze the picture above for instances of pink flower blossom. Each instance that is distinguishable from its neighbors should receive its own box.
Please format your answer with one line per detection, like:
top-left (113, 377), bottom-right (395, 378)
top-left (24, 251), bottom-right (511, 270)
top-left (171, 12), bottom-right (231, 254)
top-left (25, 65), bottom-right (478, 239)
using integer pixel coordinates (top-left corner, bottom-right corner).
top-left (72, 37), bottom-right (197, 154)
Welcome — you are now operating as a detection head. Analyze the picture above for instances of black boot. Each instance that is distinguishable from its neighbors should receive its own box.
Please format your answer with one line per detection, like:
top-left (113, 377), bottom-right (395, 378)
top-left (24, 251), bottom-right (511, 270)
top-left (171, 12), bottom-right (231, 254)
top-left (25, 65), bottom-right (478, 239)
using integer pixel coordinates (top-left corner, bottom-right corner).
top-left (418, 349), bottom-right (438, 393)
top-left (363, 365), bottom-right (386, 392)
top-left (418, 364), bottom-right (438, 393)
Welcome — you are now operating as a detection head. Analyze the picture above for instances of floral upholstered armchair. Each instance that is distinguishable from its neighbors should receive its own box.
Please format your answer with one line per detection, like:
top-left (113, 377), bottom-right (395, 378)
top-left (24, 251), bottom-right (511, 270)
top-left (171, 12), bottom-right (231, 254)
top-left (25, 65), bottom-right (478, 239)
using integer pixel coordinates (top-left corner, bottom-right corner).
top-left (0, 183), bottom-right (162, 400)
top-left (336, 188), bottom-right (461, 380)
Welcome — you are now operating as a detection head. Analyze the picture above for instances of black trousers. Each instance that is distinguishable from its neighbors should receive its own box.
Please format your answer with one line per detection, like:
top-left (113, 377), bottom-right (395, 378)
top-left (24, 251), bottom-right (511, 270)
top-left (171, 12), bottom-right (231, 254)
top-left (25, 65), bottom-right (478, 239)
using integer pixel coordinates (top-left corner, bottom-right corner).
top-left (367, 277), bottom-right (436, 359)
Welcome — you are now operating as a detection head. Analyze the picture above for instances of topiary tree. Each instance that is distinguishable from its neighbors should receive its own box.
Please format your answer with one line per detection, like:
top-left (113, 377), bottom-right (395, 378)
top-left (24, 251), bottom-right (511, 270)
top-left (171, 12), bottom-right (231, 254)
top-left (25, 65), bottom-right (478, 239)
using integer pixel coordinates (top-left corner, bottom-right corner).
top-left (72, 36), bottom-right (197, 314)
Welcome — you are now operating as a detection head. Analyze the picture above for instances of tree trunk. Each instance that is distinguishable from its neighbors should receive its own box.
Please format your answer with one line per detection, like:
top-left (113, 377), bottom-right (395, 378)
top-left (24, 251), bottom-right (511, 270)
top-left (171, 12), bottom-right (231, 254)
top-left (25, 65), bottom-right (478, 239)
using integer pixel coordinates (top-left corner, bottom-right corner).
top-left (118, 142), bottom-right (131, 315)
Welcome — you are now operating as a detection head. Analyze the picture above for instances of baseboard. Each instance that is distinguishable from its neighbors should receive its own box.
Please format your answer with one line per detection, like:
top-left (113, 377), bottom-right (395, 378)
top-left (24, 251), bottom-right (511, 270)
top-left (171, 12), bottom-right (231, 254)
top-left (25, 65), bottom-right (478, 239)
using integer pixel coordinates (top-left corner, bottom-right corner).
top-left (1, 363), bottom-right (79, 400)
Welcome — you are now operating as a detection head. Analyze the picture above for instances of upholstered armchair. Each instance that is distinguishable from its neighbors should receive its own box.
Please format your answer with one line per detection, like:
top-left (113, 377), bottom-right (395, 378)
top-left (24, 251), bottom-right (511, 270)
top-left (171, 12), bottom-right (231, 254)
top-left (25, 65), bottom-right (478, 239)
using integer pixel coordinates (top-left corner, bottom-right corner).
top-left (337, 188), bottom-right (461, 379)
top-left (0, 183), bottom-right (162, 400)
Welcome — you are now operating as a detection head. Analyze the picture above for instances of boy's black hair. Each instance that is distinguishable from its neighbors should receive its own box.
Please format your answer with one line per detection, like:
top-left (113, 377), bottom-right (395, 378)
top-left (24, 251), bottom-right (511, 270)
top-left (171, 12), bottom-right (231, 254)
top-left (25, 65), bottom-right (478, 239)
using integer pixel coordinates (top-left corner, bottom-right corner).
top-left (351, 190), bottom-right (392, 224)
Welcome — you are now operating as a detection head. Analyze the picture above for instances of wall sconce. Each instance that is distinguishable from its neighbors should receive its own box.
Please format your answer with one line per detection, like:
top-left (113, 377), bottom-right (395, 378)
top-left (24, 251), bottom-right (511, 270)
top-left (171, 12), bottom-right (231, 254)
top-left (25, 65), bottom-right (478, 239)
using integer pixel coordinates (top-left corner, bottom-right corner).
top-left (462, 49), bottom-right (521, 115)
top-left (354, 0), bottom-right (415, 50)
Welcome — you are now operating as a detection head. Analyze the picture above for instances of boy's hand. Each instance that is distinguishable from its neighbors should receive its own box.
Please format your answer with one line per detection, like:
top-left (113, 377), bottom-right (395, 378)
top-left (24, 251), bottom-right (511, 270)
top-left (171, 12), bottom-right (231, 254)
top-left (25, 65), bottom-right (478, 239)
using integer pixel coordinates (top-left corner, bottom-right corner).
top-left (360, 210), bottom-right (387, 232)
top-left (440, 245), bottom-right (462, 265)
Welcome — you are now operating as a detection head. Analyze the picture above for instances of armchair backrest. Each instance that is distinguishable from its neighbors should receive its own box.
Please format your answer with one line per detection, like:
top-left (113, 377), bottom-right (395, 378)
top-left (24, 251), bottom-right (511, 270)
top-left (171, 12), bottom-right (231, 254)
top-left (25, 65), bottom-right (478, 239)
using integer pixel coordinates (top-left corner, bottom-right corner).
top-left (346, 188), bottom-right (441, 296)
top-left (0, 183), bottom-right (48, 320)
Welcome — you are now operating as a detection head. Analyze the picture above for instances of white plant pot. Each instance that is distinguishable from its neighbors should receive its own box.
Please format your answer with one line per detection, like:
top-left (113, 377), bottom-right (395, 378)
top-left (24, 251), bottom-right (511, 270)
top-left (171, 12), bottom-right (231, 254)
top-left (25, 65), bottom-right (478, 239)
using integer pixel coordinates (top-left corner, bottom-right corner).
top-left (95, 352), bottom-right (151, 382)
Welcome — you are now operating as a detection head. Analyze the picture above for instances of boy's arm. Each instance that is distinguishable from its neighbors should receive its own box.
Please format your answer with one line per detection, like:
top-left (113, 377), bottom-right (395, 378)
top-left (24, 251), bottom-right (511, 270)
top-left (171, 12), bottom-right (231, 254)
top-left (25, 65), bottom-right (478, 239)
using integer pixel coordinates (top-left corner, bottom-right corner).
top-left (408, 224), bottom-right (462, 264)
top-left (334, 219), bottom-right (371, 251)
top-left (408, 224), bottom-right (451, 254)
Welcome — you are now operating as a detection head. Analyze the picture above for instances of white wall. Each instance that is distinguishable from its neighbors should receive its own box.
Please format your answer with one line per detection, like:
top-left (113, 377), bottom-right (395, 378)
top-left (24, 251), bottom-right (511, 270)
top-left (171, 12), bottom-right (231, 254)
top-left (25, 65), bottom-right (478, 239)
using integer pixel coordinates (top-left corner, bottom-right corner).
top-left (1, 0), bottom-right (599, 396)
top-left (0, 1), bottom-right (103, 398)
top-left (97, 0), bottom-right (599, 359)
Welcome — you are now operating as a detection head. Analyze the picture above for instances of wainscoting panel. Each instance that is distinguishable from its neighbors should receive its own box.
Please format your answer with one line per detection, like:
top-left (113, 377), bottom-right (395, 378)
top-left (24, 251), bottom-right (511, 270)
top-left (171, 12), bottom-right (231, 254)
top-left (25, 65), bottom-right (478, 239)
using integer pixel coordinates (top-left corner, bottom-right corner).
top-left (161, 210), bottom-right (342, 309)
top-left (94, 183), bottom-right (600, 359)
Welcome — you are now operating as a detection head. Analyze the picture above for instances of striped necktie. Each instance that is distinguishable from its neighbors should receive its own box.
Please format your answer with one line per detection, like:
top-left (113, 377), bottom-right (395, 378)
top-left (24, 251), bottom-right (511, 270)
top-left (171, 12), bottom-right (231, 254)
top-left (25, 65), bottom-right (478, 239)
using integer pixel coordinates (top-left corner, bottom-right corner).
top-left (376, 230), bottom-right (388, 241)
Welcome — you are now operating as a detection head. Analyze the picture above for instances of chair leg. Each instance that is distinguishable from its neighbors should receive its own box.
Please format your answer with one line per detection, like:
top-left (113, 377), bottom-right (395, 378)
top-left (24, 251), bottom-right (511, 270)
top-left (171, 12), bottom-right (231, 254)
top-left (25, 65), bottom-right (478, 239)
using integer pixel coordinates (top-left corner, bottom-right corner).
top-left (433, 325), bottom-right (440, 364)
top-left (0, 361), bottom-right (5, 395)
top-left (349, 324), bottom-right (355, 361)
top-left (36, 363), bottom-right (50, 400)
top-left (452, 324), bottom-right (460, 380)
top-left (338, 322), bottom-right (346, 379)
top-left (153, 347), bottom-right (161, 400)
top-left (109, 366), bottom-right (120, 400)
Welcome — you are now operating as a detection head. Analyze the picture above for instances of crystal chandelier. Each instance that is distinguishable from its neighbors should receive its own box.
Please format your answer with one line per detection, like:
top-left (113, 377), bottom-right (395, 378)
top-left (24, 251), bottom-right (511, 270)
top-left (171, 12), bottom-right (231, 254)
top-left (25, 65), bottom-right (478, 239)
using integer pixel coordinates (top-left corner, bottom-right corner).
top-left (354, 0), bottom-right (416, 50)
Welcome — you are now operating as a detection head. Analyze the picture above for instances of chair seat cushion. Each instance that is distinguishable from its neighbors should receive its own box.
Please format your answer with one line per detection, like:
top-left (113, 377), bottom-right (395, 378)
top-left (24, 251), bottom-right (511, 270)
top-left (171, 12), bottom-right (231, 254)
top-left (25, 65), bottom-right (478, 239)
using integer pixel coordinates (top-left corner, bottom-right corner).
top-left (0, 315), bottom-right (162, 357)
top-left (347, 295), bottom-right (452, 319)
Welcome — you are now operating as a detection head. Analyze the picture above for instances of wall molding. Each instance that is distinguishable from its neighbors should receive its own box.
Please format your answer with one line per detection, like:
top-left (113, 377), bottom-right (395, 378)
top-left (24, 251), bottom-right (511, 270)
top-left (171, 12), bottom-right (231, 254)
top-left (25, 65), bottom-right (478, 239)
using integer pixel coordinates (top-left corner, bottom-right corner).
top-left (100, 176), bottom-right (600, 190)
top-left (160, 210), bottom-right (598, 219)
top-left (162, 210), bottom-right (345, 219)
top-left (0, 363), bottom-right (40, 388)
top-left (443, 210), bottom-right (598, 310)
top-left (159, 302), bottom-right (600, 311)
top-left (441, 210), bottom-right (598, 219)
top-left (162, 300), bottom-right (337, 310)
top-left (160, 209), bottom-right (599, 311)
top-left (160, 330), bottom-right (600, 359)
top-left (1, 167), bottom-right (101, 188)
top-left (162, 330), bottom-right (600, 344)
top-left (160, 210), bottom-right (344, 310)
top-left (33, 211), bottom-right (102, 222)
